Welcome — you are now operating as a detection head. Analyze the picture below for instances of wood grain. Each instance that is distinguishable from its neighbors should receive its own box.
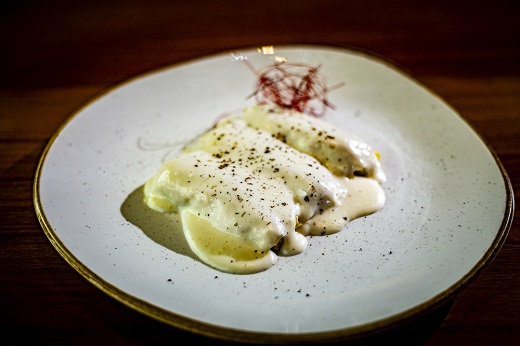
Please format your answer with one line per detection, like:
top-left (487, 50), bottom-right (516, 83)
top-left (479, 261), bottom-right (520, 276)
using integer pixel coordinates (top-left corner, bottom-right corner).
top-left (1, 1), bottom-right (518, 344)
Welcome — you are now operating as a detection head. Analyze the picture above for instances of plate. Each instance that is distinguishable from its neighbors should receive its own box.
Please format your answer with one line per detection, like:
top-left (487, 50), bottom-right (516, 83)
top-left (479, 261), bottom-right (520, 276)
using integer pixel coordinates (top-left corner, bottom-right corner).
top-left (34, 45), bottom-right (514, 343)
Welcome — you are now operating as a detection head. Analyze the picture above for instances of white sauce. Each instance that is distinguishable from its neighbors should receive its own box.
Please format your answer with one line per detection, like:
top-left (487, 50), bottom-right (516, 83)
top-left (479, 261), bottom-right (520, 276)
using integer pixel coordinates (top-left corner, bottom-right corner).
top-left (144, 104), bottom-right (385, 274)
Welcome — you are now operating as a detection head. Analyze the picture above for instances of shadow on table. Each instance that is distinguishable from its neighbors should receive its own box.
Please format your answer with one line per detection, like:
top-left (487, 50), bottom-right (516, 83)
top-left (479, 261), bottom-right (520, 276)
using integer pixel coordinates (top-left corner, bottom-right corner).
top-left (121, 294), bottom-right (454, 345)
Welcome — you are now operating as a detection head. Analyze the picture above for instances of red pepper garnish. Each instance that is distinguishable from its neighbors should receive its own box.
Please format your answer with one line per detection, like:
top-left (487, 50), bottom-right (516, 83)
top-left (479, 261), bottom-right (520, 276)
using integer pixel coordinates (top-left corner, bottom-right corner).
top-left (245, 61), bottom-right (343, 117)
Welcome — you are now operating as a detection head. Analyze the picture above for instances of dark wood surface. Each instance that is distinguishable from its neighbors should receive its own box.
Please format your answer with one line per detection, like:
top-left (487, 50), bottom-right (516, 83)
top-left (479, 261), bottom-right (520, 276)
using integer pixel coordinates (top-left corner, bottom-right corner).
top-left (1, 1), bottom-right (518, 344)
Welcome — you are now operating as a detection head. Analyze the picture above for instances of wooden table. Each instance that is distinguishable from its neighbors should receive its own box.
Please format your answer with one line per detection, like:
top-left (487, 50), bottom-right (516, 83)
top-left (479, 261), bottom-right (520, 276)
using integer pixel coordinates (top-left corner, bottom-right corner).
top-left (2, 1), bottom-right (518, 344)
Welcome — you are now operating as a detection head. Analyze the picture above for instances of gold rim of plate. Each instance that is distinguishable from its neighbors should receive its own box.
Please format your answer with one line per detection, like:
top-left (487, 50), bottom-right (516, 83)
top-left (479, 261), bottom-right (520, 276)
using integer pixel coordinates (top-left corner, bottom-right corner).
top-left (32, 44), bottom-right (515, 344)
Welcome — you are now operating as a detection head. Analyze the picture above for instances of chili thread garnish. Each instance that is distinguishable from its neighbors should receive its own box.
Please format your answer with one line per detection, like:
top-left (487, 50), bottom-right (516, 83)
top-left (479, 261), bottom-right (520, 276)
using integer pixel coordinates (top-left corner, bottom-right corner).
top-left (243, 60), bottom-right (344, 117)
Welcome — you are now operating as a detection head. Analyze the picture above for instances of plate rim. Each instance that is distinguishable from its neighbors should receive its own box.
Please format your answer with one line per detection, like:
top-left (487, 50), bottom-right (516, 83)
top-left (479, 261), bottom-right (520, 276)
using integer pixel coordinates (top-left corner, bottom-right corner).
top-left (33, 43), bottom-right (515, 343)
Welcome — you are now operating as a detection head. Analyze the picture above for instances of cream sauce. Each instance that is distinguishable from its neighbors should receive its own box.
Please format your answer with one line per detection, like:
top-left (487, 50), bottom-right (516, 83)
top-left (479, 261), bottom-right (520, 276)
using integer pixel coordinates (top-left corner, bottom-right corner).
top-left (144, 105), bottom-right (385, 274)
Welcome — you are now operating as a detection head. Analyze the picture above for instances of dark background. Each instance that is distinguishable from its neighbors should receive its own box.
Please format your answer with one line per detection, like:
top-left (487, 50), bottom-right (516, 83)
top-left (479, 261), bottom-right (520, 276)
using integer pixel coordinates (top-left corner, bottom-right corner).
top-left (1, 1), bottom-right (519, 344)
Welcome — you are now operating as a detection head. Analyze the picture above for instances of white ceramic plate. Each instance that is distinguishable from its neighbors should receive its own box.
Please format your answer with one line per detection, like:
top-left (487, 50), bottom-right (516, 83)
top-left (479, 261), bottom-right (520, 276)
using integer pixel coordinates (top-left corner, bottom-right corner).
top-left (34, 45), bottom-right (513, 343)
